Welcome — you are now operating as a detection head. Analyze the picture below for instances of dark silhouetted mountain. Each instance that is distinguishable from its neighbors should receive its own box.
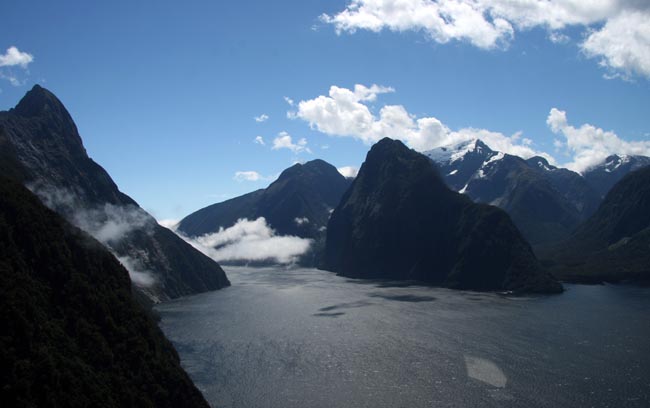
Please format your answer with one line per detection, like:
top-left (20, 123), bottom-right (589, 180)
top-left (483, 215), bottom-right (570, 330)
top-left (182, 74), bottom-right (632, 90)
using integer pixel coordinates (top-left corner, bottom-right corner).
top-left (0, 176), bottom-right (209, 407)
top-left (177, 159), bottom-right (351, 264)
top-left (542, 166), bottom-right (650, 283)
top-left (0, 85), bottom-right (229, 302)
top-left (324, 138), bottom-right (562, 294)
top-left (425, 140), bottom-right (600, 245)
top-left (583, 154), bottom-right (650, 199)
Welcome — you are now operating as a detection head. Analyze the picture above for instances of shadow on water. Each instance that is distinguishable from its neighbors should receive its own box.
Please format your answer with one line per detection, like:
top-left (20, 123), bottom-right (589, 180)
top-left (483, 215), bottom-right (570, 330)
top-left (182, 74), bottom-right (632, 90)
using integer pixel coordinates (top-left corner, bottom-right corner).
top-left (312, 312), bottom-right (346, 318)
top-left (344, 278), bottom-right (419, 288)
top-left (318, 300), bottom-right (373, 312)
top-left (367, 293), bottom-right (437, 302)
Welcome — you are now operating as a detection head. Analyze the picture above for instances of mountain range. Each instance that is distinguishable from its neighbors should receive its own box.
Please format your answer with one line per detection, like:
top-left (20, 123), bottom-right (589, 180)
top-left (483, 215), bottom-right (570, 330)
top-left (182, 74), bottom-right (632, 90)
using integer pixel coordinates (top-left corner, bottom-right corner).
top-left (541, 165), bottom-right (650, 283)
top-left (324, 138), bottom-right (562, 293)
top-left (0, 85), bottom-right (230, 302)
top-left (424, 139), bottom-right (649, 245)
top-left (177, 159), bottom-right (351, 265)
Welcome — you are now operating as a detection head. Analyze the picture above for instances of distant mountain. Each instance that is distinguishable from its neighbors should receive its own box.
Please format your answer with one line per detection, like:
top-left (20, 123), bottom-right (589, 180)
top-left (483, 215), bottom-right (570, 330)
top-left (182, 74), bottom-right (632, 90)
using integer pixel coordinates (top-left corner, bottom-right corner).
top-left (324, 138), bottom-right (562, 294)
top-left (177, 159), bottom-right (351, 264)
top-left (0, 176), bottom-right (209, 407)
top-left (0, 85), bottom-right (229, 302)
top-left (542, 166), bottom-right (650, 283)
top-left (424, 140), bottom-right (600, 245)
top-left (583, 154), bottom-right (650, 199)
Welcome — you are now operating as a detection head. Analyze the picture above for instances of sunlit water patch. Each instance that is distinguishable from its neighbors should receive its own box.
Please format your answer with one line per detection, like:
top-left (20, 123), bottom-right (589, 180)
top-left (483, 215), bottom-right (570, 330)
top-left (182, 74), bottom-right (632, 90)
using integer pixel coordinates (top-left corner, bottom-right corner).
top-left (157, 266), bottom-right (650, 408)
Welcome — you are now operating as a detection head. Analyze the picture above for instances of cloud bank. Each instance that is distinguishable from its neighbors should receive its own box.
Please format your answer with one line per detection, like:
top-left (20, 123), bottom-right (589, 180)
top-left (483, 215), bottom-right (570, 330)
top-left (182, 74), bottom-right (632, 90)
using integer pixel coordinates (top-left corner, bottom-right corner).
top-left (547, 107), bottom-right (650, 173)
top-left (321, 0), bottom-right (650, 79)
top-left (185, 218), bottom-right (312, 264)
top-left (294, 83), bottom-right (553, 161)
top-left (295, 83), bottom-right (649, 173)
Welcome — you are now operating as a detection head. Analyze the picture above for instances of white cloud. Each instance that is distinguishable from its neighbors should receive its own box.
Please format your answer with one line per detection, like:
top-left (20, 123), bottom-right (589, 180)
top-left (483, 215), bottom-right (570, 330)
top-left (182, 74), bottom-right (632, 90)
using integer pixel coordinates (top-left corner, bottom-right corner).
top-left (254, 113), bottom-right (269, 122)
top-left (0, 72), bottom-right (22, 86)
top-left (183, 217), bottom-right (312, 264)
top-left (157, 219), bottom-right (179, 230)
top-left (337, 166), bottom-right (359, 178)
top-left (116, 255), bottom-right (156, 288)
top-left (548, 31), bottom-right (570, 44)
top-left (294, 217), bottom-right (310, 225)
top-left (294, 84), bottom-right (552, 160)
top-left (234, 170), bottom-right (264, 182)
top-left (582, 10), bottom-right (650, 79)
top-left (547, 107), bottom-right (650, 173)
top-left (321, 0), bottom-right (514, 50)
top-left (0, 46), bottom-right (34, 68)
top-left (254, 135), bottom-right (265, 145)
top-left (321, 0), bottom-right (650, 78)
top-left (272, 131), bottom-right (312, 153)
top-left (284, 96), bottom-right (295, 106)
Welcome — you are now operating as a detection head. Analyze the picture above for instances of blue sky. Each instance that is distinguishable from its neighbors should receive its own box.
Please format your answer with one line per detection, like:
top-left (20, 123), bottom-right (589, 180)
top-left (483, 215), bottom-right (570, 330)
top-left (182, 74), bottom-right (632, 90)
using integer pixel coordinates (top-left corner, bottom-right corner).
top-left (2, 0), bottom-right (649, 221)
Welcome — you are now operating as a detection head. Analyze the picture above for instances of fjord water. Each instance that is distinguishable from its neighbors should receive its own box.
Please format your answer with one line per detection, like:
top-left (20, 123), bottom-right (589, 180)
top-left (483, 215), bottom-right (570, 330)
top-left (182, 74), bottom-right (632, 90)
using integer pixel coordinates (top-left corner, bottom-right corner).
top-left (157, 267), bottom-right (650, 407)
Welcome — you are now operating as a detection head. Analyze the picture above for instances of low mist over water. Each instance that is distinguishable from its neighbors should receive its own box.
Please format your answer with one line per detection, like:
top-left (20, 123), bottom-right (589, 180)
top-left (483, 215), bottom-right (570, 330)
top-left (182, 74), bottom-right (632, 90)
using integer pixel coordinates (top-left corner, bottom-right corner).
top-left (157, 267), bottom-right (650, 408)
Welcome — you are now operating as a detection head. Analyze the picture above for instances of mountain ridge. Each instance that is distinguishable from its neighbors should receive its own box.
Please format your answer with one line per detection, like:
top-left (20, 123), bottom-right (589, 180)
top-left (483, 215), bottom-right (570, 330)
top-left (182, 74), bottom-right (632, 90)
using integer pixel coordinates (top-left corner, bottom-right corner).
top-left (0, 85), bottom-right (230, 302)
top-left (324, 138), bottom-right (562, 294)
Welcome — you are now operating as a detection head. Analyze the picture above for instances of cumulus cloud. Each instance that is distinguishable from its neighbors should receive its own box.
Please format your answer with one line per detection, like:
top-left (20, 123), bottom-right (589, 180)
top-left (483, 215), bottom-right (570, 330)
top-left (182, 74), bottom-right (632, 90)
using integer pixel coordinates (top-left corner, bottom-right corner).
top-left (234, 170), bottom-right (264, 182)
top-left (321, 0), bottom-right (650, 78)
top-left (547, 107), bottom-right (650, 173)
top-left (183, 217), bottom-right (312, 264)
top-left (254, 135), bottom-right (265, 145)
top-left (582, 10), bottom-right (650, 79)
top-left (254, 113), bottom-right (269, 122)
top-left (272, 131), bottom-right (312, 153)
top-left (0, 46), bottom-right (34, 68)
top-left (295, 83), bottom-right (552, 160)
top-left (337, 166), bottom-right (359, 178)
top-left (0, 46), bottom-right (34, 86)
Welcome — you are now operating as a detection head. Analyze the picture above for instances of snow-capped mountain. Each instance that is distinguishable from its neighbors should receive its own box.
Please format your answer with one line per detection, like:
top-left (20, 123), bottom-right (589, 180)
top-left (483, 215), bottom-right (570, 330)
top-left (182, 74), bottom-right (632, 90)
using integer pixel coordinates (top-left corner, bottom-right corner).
top-left (424, 140), bottom-right (602, 245)
top-left (583, 154), bottom-right (650, 199)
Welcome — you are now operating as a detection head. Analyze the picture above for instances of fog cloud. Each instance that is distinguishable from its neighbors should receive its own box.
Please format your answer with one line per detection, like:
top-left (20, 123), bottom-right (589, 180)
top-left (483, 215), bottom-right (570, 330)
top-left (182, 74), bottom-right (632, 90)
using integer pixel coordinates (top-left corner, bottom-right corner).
top-left (29, 185), bottom-right (157, 287)
top-left (182, 217), bottom-right (312, 264)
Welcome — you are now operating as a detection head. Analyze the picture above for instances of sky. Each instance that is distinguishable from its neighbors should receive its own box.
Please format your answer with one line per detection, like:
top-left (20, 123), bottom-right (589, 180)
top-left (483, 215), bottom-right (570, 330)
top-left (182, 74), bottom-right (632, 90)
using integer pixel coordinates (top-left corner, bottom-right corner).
top-left (1, 0), bottom-right (649, 221)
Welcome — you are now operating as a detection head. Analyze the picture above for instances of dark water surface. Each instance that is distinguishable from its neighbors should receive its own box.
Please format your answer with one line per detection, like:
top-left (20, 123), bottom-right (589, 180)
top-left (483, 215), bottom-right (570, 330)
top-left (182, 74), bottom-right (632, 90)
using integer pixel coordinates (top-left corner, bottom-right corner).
top-left (156, 267), bottom-right (650, 408)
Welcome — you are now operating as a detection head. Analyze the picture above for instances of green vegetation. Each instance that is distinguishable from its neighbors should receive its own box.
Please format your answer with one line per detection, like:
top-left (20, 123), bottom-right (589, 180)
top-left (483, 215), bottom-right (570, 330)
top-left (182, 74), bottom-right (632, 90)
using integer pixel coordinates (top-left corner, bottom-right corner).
top-left (0, 176), bottom-right (209, 407)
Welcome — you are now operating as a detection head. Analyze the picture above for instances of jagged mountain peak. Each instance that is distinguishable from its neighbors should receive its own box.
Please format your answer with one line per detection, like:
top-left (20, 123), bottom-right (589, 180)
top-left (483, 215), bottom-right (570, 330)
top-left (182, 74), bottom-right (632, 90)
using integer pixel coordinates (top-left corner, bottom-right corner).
top-left (424, 138), bottom-right (494, 164)
top-left (14, 85), bottom-right (68, 118)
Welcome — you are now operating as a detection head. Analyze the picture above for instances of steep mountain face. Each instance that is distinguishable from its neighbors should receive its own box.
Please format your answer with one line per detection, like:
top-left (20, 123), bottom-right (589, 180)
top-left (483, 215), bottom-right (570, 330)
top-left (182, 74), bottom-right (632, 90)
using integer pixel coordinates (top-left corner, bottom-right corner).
top-left (543, 166), bottom-right (650, 283)
top-left (324, 138), bottom-right (562, 294)
top-left (177, 159), bottom-right (351, 264)
top-left (0, 176), bottom-right (209, 407)
top-left (583, 154), bottom-right (650, 199)
top-left (424, 140), bottom-right (600, 245)
top-left (0, 85), bottom-right (229, 302)
top-left (525, 156), bottom-right (601, 217)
